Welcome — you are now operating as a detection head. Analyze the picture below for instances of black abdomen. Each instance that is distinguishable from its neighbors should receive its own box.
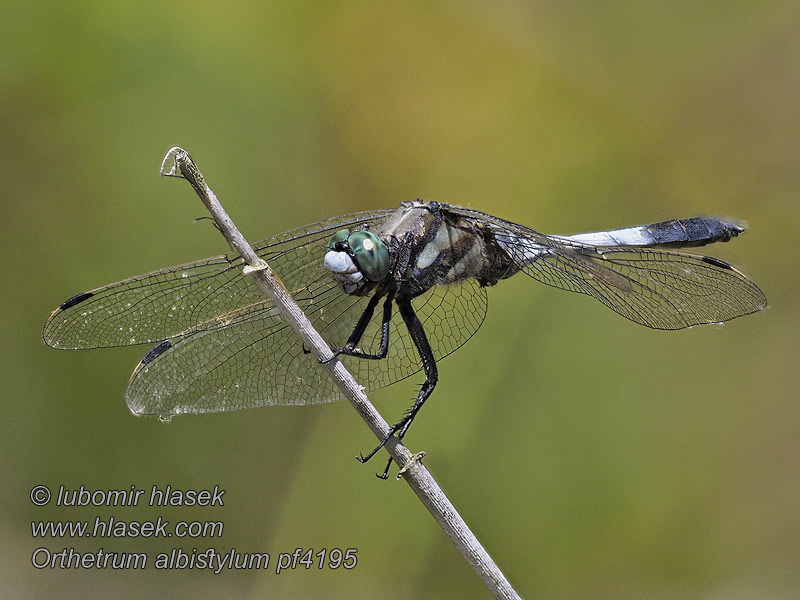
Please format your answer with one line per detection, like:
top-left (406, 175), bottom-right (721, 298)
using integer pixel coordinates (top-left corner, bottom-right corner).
top-left (646, 217), bottom-right (744, 247)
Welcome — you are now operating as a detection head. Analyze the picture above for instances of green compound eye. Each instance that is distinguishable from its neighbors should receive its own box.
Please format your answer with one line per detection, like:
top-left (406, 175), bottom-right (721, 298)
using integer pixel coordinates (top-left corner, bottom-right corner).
top-left (327, 229), bottom-right (350, 251)
top-left (348, 231), bottom-right (389, 282)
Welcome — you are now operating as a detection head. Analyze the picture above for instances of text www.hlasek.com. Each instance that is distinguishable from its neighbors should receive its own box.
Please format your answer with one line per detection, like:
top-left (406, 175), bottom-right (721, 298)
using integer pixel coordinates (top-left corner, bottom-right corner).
top-left (32, 516), bottom-right (222, 539)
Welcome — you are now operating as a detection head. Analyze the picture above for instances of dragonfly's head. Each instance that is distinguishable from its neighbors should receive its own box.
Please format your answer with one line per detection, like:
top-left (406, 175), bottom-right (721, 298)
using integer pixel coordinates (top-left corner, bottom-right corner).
top-left (324, 229), bottom-right (390, 295)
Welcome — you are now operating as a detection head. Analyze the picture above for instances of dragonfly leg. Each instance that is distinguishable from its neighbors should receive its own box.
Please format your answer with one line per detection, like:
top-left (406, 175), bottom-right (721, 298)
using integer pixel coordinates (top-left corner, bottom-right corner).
top-left (318, 292), bottom-right (381, 363)
top-left (332, 294), bottom-right (393, 361)
top-left (357, 296), bottom-right (438, 479)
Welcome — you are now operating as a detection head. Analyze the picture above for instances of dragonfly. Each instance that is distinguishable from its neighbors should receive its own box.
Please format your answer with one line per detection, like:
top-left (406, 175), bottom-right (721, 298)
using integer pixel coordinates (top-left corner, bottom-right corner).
top-left (44, 200), bottom-right (766, 476)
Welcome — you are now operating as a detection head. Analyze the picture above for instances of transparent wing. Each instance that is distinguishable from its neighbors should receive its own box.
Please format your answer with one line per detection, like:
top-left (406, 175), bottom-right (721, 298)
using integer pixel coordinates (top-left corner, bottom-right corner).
top-left (446, 206), bottom-right (767, 330)
top-left (43, 209), bottom-right (395, 349)
top-left (515, 245), bottom-right (766, 329)
top-left (46, 204), bottom-right (490, 415)
top-left (126, 278), bottom-right (488, 415)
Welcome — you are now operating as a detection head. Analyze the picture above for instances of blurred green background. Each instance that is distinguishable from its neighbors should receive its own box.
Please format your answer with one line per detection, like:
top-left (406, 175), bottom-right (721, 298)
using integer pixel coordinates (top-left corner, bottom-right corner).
top-left (2, 2), bottom-right (798, 598)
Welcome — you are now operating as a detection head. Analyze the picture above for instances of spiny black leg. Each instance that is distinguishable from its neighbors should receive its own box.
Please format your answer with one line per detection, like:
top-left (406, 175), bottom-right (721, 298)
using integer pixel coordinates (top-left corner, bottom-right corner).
top-left (342, 292), bottom-right (381, 349)
top-left (377, 457), bottom-right (393, 480)
top-left (320, 292), bottom-right (383, 364)
top-left (394, 297), bottom-right (439, 443)
top-left (357, 296), bottom-right (438, 478)
top-left (375, 407), bottom-right (421, 479)
top-left (359, 376), bottom-right (437, 479)
top-left (336, 296), bottom-right (393, 360)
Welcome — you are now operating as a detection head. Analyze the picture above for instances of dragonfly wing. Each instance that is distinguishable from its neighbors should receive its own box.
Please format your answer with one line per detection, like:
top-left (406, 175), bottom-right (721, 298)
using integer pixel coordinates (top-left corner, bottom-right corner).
top-left (126, 286), bottom-right (349, 414)
top-left (43, 209), bottom-right (394, 349)
top-left (442, 205), bottom-right (766, 330)
top-left (499, 234), bottom-right (767, 330)
top-left (127, 276), bottom-right (488, 415)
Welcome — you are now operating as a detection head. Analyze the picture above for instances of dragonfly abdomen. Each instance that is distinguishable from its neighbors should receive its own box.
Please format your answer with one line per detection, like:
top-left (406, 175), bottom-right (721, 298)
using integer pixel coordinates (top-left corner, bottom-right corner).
top-left (562, 217), bottom-right (745, 248)
top-left (643, 217), bottom-right (744, 247)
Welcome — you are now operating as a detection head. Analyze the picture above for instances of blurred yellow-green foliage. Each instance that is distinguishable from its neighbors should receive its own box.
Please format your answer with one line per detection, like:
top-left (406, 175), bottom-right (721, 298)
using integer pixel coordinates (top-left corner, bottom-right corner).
top-left (2, 2), bottom-right (798, 598)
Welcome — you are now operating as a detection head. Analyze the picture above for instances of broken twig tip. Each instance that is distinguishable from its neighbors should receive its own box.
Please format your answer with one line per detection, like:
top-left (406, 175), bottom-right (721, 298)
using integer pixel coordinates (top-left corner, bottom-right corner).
top-left (160, 146), bottom-right (189, 179)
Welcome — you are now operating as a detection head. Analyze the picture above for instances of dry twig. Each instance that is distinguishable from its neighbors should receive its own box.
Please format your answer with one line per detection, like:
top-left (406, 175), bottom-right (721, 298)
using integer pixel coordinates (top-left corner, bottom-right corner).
top-left (160, 147), bottom-right (521, 600)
